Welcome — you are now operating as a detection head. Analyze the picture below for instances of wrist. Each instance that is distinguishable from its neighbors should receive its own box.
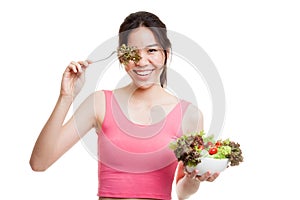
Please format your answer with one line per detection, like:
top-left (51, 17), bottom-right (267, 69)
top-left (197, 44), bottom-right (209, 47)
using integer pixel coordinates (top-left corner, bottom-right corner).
top-left (176, 175), bottom-right (200, 199)
top-left (58, 94), bottom-right (74, 104)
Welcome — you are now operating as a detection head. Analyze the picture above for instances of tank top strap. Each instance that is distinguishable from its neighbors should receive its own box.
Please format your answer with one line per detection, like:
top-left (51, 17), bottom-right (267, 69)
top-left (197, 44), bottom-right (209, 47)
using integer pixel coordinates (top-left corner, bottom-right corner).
top-left (103, 89), bottom-right (113, 103)
top-left (173, 99), bottom-right (192, 137)
top-left (179, 99), bottom-right (191, 117)
top-left (101, 90), bottom-right (114, 127)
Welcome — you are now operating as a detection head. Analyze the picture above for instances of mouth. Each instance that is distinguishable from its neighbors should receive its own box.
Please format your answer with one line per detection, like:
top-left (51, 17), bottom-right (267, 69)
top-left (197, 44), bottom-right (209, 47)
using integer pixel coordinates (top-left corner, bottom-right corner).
top-left (133, 69), bottom-right (155, 76)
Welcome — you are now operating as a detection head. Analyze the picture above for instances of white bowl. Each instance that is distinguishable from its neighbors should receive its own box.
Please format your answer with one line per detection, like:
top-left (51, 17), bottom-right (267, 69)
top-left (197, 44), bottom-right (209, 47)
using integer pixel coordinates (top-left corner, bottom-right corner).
top-left (186, 157), bottom-right (229, 176)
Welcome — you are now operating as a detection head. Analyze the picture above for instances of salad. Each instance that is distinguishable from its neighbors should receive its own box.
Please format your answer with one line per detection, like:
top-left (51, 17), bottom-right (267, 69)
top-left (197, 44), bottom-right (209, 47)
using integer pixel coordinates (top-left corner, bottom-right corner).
top-left (118, 44), bottom-right (141, 64)
top-left (169, 130), bottom-right (243, 167)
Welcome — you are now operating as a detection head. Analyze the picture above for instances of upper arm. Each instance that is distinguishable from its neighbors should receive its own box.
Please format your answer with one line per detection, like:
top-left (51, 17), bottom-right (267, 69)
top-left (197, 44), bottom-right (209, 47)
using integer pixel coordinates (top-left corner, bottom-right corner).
top-left (55, 90), bottom-right (105, 157)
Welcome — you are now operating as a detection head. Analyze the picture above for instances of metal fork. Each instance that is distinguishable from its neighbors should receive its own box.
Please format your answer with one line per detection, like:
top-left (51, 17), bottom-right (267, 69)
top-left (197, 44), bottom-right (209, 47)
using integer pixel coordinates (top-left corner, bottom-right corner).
top-left (91, 51), bottom-right (117, 63)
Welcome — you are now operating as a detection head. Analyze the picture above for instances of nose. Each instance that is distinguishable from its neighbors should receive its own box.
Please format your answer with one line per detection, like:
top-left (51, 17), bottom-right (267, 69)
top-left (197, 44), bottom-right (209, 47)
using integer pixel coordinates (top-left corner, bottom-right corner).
top-left (135, 50), bottom-right (149, 67)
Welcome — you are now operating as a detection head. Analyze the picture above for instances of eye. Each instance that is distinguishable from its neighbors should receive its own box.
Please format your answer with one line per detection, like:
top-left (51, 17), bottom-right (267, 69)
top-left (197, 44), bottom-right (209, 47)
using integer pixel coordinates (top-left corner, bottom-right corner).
top-left (148, 48), bottom-right (158, 53)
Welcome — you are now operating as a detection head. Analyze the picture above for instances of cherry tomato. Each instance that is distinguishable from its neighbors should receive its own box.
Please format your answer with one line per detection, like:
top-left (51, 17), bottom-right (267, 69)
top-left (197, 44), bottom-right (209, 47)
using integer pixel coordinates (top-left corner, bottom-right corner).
top-left (209, 147), bottom-right (218, 155)
top-left (207, 142), bottom-right (213, 147)
top-left (215, 141), bottom-right (221, 148)
top-left (198, 145), bottom-right (204, 150)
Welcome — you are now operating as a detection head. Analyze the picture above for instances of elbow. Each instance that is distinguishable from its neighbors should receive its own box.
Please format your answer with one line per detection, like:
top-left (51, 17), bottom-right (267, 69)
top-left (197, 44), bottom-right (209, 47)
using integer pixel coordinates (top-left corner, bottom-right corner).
top-left (29, 158), bottom-right (49, 172)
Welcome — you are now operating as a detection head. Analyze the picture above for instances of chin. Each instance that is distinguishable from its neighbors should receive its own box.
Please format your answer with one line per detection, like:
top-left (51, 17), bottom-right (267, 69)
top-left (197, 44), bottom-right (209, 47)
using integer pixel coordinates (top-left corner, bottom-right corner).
top-left (136, 83), bottom-right (154, 89)
top-left (133, 81), bottom-right (159, 90)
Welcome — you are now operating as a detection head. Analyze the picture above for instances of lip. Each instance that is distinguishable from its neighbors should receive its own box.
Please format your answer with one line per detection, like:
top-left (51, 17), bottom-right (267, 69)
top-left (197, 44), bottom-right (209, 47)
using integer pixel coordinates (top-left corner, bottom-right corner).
top-left (132, 69), bottom-right (155, 77)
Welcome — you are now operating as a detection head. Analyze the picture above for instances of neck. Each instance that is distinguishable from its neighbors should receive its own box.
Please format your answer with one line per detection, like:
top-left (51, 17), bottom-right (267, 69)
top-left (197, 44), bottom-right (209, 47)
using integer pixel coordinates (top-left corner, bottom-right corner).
top-left (126, 82), bottom-right (164, 103)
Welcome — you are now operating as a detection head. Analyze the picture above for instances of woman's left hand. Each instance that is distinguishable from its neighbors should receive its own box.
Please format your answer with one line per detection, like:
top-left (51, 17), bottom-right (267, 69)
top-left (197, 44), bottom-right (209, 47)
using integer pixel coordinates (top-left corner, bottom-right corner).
top-left (176, 162), bottom-right (220, 199)
top-left (184, 168), bottom-right (220, 182)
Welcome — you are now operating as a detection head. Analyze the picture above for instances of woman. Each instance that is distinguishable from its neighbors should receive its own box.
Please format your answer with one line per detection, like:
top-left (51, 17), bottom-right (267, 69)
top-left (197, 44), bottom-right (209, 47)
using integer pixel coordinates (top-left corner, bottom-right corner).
top-left (30, 11), bottom-right (219, 199)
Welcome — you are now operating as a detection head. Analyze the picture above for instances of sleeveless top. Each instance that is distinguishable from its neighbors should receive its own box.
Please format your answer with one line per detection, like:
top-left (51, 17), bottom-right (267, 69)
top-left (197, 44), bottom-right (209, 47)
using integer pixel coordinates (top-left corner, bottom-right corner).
top-left (97, 90), bottom-right (190, 199)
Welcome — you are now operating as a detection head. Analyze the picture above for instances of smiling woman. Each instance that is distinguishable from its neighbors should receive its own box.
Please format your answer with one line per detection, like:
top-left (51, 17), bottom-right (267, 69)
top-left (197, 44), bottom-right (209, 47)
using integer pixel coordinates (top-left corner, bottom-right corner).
top-left (29, 11), bottom-right (219, 200)
top-left (119, 12), bottom-right (170, 88)
top-left (123, 27), bottom-right (167, 89)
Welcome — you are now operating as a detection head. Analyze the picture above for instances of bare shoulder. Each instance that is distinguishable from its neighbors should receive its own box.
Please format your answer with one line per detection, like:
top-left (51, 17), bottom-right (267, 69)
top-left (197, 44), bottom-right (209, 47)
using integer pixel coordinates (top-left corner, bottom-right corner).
top-left (162, 90), bottom-right (181, 105)
top-left (181, 103), bottom-right (204, 133)
top-left (184, 103), bottom-right (203, 125)
top-left (93, 90), bottom-right (106, 100)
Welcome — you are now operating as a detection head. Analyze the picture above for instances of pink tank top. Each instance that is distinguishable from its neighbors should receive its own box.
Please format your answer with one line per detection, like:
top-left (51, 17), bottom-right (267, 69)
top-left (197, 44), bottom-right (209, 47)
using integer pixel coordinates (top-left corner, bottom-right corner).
top-left (97, 90), bottom-right (190, 199)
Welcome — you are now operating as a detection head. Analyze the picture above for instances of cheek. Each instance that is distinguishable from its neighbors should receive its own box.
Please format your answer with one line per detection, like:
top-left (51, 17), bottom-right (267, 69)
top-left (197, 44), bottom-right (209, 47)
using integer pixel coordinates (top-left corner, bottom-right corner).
top-left (151, 56), bottom-right (165, 66)
top-left (152, 52), bottom-right (166, 64)
top-left (124, 63), bottom-right (135, 72)
top-left (124, 65), bottom-right (130, 72)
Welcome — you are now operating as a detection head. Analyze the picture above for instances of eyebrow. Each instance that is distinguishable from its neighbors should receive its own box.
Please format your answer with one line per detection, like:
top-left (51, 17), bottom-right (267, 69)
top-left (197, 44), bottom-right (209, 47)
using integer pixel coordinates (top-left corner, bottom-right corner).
top-left (145, 44), bottom-right (160, 48)
top-left (127, 43), bottom-right (161, 49)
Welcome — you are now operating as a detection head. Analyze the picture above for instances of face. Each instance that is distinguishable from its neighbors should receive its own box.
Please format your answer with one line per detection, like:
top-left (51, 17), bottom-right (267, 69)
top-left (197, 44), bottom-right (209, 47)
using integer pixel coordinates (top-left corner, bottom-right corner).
top-left (124, 27), bottom-right (166, 89)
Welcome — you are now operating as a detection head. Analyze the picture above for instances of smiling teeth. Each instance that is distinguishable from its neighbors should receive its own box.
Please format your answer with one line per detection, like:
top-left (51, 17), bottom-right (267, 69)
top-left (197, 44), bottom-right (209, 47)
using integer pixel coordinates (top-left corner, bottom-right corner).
top-left (134, 70), bottom-right (153, 76)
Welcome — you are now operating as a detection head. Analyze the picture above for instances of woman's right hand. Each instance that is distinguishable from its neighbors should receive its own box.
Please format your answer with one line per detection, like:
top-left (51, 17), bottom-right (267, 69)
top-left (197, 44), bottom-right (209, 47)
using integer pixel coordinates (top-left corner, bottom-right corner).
top-left (60, 60), bottom-right (92, 98)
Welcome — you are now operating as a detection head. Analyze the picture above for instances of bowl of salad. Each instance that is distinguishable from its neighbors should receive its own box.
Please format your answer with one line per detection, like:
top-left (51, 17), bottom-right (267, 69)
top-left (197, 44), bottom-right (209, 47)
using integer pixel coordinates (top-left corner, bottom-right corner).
top-left (185, 157), bottom-right (229, 175)
top-left (169, 130), bottom-right (243, 176)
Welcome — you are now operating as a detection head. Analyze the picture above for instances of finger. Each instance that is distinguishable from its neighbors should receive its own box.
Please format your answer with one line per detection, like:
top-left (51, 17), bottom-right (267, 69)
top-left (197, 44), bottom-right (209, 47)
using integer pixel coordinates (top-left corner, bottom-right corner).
top-left (183, 166), bottom-right (196, 178)
top-left (72, 61), bottom-right (83, 73)
top-left (78, 60), bottom-right (89, 69)
top-left (184, 169), bottom-right (201, 181)
top-left (207, 172), bottom-right (220, 182)
top-left (86, 59), bottom-right (93, 64)
top-left (69, 63), bottom-right (77, 73)
top-left (83, 60), bottom-right (89, 67)
top-left (197, 171), bottom-right (211, 182)
top-left (190, 169), bottom-right (199, 179)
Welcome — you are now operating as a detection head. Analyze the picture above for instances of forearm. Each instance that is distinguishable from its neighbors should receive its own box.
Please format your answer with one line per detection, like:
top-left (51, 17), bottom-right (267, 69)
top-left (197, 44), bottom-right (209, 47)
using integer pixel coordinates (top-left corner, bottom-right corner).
top-left (176, 175), bottom-right (200, 200)
top-left (30, 95), bottom-right (73, 171)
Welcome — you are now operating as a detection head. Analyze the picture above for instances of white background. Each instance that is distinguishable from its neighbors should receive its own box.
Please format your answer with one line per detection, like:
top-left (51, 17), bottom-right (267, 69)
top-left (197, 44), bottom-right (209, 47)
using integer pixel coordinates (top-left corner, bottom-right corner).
top-left (1, 0), bottom-right (299, 199)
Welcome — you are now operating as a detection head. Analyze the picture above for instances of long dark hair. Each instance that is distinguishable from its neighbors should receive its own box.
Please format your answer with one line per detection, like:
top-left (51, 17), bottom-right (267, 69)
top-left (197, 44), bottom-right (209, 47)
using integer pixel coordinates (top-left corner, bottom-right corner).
top-left (119, 11), bottom-right (171, 87)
